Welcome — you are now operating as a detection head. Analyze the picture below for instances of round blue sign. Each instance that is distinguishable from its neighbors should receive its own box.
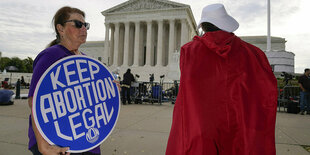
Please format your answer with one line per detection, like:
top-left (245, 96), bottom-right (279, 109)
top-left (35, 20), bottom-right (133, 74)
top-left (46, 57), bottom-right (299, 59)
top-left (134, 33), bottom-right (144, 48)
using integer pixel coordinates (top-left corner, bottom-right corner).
top-left (32, 55), bottom-right (120, 153)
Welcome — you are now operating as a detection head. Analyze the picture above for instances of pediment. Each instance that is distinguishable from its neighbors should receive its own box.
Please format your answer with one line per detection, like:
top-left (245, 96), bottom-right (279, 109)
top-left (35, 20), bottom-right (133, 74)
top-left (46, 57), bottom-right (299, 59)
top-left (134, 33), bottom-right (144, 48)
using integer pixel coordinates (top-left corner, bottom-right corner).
top-left (102, 0), bottom-right (189, 15)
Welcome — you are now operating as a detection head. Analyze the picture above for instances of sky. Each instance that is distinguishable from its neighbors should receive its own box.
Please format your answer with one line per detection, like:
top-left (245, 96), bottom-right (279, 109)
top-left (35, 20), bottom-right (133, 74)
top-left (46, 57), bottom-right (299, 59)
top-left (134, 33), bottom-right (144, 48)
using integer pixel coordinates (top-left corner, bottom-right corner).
top-left (0, 0), bottom-right (309, 73)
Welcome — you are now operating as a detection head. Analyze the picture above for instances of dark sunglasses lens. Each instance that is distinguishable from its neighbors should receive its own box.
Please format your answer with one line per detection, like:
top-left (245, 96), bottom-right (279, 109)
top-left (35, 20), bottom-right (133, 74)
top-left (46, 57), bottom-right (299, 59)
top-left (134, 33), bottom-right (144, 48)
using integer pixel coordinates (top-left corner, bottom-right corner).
top-left (74, 20), bottom-right (83, 28)
top-left (73, 20), bottom-right (89, 30)
top-left (85, 23), bottom-right (90, 30)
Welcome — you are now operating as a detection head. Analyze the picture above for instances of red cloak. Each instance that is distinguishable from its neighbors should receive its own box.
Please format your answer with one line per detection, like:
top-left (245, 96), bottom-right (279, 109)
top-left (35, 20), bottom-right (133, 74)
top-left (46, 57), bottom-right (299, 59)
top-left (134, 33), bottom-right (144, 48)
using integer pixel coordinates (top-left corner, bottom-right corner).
top-left (166, 31), bottom-right (277, 155)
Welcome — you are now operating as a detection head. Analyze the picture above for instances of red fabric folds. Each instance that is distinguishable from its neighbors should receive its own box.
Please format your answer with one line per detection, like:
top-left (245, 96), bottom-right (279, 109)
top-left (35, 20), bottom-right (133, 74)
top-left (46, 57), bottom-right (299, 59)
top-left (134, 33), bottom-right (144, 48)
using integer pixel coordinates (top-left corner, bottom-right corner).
top-left (166, 31), bottom-right (277, 155)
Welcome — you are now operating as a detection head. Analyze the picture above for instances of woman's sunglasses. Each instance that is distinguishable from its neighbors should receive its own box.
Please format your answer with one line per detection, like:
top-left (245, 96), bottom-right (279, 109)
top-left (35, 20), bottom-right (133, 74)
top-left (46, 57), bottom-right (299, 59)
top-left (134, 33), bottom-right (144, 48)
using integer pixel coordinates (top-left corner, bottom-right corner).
top-left (64, 20), bottom-right (90, 30)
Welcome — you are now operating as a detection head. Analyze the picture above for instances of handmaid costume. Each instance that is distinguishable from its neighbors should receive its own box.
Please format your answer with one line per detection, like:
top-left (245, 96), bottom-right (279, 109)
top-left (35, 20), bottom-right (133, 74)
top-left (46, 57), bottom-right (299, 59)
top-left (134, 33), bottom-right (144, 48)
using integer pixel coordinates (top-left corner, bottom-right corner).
top-left (166, 31), bottom-right (277, 155)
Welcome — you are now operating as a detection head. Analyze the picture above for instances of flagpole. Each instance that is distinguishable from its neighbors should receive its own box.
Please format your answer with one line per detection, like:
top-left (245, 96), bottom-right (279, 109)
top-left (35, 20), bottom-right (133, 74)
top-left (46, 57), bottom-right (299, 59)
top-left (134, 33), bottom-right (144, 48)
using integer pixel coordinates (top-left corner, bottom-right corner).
top-left (267, 0), bottom-right (271, 52)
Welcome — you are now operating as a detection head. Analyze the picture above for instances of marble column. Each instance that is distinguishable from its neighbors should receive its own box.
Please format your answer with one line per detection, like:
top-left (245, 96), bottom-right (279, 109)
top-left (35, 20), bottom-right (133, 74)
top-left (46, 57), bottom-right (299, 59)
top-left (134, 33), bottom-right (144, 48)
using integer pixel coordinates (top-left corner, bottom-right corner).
top-left (104, 23), bottom-right (110, 65)
top-left (181, 19), bottom-right (188, 46)
top-left (113, 23), bottom-right (120, 66)
top-left (133, 21), bottom-right (140, 66)
top-left (168, 19), bottom-right (175, 65)
top-left (109, 26), bottom-right (115, 66)
top-left (156, 19), bottom-right (164, 66)
top-left (123, 22), bottom-right (130, 67)
top-left (145, 20), bottom-right (152, 66)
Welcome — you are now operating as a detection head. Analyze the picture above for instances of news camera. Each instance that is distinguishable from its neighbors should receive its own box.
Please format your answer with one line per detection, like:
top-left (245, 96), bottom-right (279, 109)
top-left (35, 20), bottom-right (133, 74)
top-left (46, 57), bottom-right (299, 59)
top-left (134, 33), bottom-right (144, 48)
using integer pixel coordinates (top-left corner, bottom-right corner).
top-left (281, 72), bottom-right (293, 86)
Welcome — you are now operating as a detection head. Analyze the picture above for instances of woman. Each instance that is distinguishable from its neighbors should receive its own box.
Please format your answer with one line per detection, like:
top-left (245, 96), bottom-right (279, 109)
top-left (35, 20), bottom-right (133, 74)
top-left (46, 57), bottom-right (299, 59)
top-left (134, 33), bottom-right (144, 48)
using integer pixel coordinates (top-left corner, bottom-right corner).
top-left (28, 6), bottom-right (100, 155)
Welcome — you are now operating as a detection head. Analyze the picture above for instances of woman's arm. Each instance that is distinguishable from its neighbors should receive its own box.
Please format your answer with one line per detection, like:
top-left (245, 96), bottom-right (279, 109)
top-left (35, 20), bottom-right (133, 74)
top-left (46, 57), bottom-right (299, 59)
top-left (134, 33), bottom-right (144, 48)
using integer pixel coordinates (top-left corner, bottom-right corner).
top-left (28, 97), bottom-right (70, 155)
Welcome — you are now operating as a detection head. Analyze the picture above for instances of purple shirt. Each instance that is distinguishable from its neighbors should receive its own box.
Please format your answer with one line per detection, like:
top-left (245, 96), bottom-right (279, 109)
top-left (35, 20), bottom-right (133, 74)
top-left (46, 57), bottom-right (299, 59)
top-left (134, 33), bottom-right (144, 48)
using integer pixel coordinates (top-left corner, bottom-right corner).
top-left (28, 45), bottom-right (100, 154)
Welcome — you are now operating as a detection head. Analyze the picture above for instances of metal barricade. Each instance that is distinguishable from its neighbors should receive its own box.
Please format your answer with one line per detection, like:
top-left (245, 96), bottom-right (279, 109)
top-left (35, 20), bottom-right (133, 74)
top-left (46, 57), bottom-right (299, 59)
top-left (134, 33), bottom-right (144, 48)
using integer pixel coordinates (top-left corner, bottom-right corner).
top-left (128, 81), bottom-right (179, 105)
top-left (278, 86), bottom-right (300, 112)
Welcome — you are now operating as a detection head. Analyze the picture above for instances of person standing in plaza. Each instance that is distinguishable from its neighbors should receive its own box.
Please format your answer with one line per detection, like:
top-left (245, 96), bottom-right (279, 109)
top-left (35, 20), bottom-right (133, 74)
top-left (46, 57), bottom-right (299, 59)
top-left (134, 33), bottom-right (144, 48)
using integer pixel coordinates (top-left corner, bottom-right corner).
top-left (166, 3), bottom-right (278, 155)
top-left (27, 6), bottom-right (101, 155)
top-left (298, 68), bottom-right (310, 115)
top-left (121, 69), bottom-right (135, 104)
top-left (15, 79), bottom-right (20, 99)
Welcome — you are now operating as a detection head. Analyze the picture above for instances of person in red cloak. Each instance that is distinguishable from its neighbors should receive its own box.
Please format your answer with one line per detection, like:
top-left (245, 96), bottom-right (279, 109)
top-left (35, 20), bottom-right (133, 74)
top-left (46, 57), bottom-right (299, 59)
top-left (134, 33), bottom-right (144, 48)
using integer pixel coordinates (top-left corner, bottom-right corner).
top-left (166, 3), bottom-right (278, 155)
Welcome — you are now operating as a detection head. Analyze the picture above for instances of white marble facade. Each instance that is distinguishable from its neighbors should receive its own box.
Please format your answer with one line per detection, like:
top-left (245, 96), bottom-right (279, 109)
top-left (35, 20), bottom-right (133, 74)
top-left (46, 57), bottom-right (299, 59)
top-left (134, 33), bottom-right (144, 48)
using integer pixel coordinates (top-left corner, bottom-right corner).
top-left (81, 0), bottom-right (294, 82)
top-left (100, 0), bottom-right (197, 82)
top-left (80, 41), bottom-right (104, 62)
top-left (241, 36), bottom-right (295, 73)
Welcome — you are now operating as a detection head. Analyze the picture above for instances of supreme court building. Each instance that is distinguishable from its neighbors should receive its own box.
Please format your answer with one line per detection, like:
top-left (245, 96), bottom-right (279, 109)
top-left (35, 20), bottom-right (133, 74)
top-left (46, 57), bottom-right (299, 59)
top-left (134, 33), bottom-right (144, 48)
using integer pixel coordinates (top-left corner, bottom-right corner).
top-left (80, 0), bottom-right (295, 82)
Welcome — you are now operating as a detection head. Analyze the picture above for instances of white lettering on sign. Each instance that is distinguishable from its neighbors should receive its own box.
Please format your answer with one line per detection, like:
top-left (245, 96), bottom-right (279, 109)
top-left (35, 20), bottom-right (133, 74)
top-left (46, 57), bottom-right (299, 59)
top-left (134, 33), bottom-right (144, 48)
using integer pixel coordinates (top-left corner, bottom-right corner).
top-left (82, 109), bottom-right (95, 129)
top-left (38, 58), bottom-right (118, 142)
top-left (40, 78), bottom-right (116, 140)
top-left (50, 66), bottom-right (66, 90)
top-left (53, 91), bottom-right (67, 119)
top-left (105, 78), bottom-right (115, 99)
top-left (69, 112), bottom-right (85, 140)
top-left (91, 81), bottom-right (99, 103)
top-left (96, 80), bottom-right (107, 101)
top-left (76, 59), bottom-right (90, 83)
top-left (49, 60), bottom-right (101, 90)
top-left (95, 103), bottom-right (107, 128)
top-left (64, 88), bottom-right (77, 113)
top-left (41, 94), bottom-right (57, 123)
top-left (40, 77), bottom-right (115, 120)
top-left (82, 83), bottom-right (93, 106)
top-left (51, 102), bottom-right (114, 140)
top-left (34, 56), bottom-right (120, 151)
top-left (74, 85), bottom-right (87, 110)
top-left (54, 121), bottom-right (73, 141)
top-left (88, 61), bottom-right (99, 80)
top-left (63, 60), bottom-right (79, 86)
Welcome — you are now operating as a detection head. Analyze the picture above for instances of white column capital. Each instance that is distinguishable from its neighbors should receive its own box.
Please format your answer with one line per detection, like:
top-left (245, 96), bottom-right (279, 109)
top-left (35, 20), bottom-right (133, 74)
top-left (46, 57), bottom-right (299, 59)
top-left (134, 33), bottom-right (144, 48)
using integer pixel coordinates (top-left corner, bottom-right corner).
top-left (181, 19), bottom-right (188, 27)
top-left (114, 22), bottom-right (120, 26)
top-left (146, 20), bottom-right (153, 24)
top-left (157, 19), bottom-right (164, 23)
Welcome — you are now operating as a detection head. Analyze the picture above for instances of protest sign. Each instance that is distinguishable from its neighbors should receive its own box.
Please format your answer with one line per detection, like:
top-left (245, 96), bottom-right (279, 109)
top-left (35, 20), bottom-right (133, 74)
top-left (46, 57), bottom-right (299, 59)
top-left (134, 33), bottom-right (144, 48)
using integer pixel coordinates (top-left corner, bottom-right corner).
top-left (32, 55), bottom-right (120, 153)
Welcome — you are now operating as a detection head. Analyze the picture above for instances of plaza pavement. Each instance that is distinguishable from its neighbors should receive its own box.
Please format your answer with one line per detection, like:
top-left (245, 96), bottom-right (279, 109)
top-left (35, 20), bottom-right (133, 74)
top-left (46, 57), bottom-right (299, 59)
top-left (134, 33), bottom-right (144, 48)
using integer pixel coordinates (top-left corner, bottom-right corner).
top-left (0, 91), bottom-right (309, 154)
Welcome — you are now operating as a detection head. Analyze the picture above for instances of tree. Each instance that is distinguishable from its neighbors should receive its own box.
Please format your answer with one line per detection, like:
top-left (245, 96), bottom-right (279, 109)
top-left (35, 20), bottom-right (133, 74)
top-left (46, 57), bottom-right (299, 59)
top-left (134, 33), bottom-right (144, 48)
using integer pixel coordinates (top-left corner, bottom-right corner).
top-left (9, 57), bottom-right (25, 72)
top-left (23, 57), bottom-right (33, 73)
top-left (0, 57), bottom-right (11, 71)
top-left (0, 57), bottom-right (33, 73)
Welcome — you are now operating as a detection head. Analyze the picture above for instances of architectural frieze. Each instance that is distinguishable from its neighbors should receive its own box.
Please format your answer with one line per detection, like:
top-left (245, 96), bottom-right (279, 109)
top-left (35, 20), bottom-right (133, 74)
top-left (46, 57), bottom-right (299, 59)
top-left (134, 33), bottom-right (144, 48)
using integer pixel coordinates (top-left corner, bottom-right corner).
top-left (107, 0), bottom-right (185, 13)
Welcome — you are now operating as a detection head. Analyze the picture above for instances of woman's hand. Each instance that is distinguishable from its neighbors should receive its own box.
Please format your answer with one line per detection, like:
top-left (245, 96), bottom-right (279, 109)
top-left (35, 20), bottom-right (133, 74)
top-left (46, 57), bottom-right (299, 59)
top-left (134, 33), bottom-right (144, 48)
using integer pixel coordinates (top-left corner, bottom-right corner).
top-left (39, 144), bottom-right (70, 155)
top-left (113, 80), bottom-right (121, 91)
top-left (29, 97), bottom-right (70, 155)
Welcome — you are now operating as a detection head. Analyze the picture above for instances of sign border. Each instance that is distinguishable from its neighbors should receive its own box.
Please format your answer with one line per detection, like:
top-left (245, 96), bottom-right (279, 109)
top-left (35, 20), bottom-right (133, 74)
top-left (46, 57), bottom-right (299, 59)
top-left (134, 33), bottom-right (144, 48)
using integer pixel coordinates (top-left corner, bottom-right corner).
top-left (32, 55), bottom-right (120, 153)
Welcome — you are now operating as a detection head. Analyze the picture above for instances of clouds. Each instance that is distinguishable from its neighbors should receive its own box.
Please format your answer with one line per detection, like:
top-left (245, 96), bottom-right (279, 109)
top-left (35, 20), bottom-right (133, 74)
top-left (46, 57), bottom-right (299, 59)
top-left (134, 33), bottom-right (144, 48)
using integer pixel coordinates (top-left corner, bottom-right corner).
top-left (0, 0), bottom-right (125, 57)
top-left (0, 0), bottom-right (309, 73)
top-left (0, 1), bottom-right (54, 58)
